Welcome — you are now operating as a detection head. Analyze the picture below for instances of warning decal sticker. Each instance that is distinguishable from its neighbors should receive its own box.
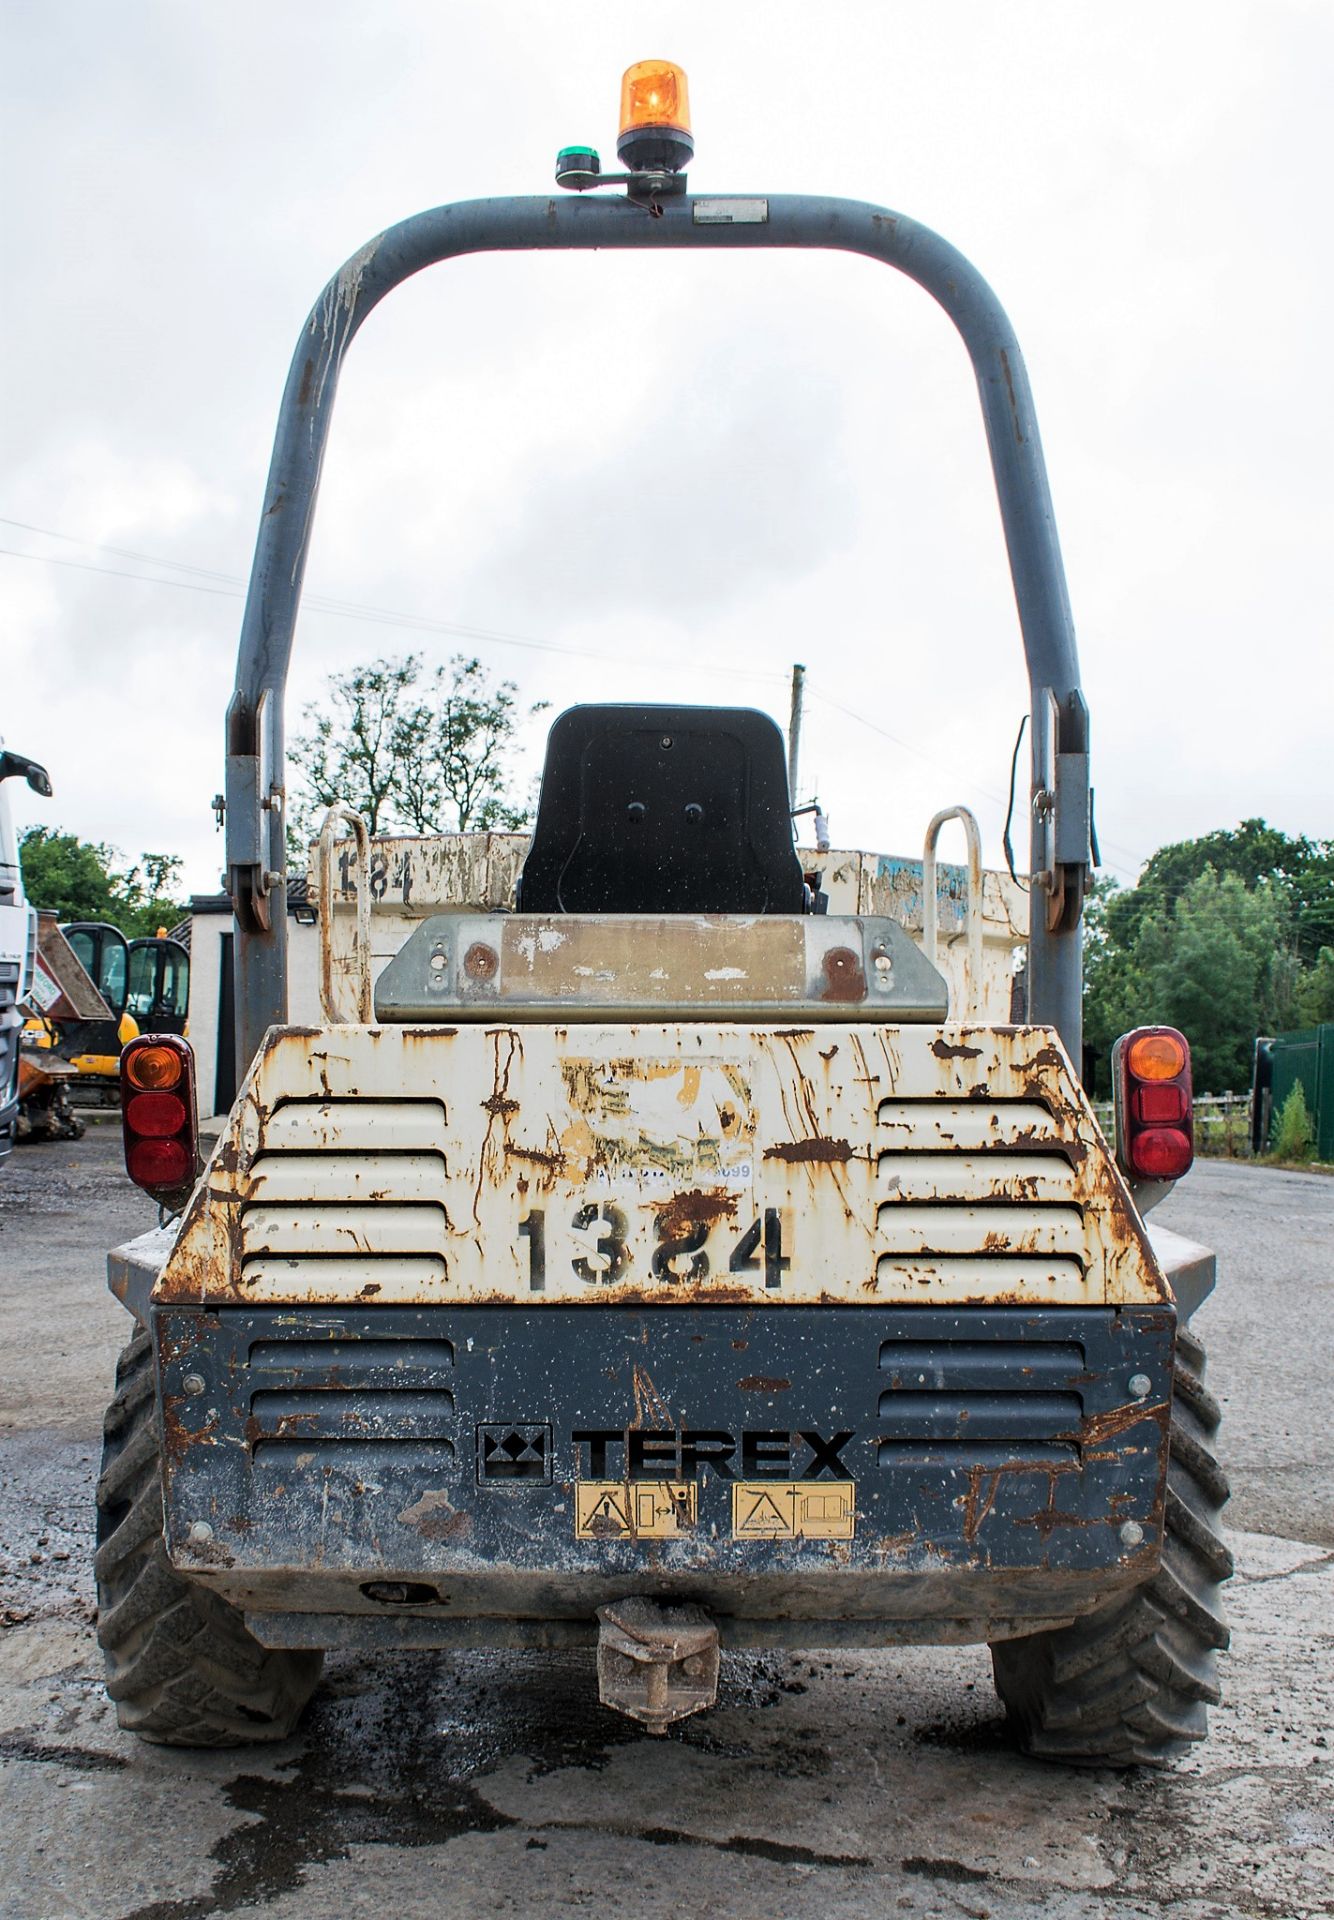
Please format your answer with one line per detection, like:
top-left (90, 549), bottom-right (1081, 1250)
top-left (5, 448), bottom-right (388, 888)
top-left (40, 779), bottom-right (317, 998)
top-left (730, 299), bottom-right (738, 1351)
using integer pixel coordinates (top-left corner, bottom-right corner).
top-left (730, 1482), bottom-right (855, 1540)
top-left (575, 1481), bottom-right (698, 1540)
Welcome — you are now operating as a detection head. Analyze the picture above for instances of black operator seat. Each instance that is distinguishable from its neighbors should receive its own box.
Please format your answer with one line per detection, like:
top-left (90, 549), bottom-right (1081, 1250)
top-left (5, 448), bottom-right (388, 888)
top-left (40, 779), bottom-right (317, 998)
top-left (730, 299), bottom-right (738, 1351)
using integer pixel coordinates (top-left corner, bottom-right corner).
top-left (516, 705), bottom-right (809, 915)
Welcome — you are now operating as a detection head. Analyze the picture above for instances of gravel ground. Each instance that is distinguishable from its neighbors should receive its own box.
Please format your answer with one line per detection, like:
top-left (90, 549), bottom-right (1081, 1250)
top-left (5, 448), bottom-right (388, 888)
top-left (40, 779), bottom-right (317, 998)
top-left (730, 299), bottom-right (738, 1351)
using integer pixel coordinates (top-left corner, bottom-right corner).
top-left (1154, 1159), bottom-right (1334, 1547)
top-left (0, 1135), bottom-right (1330, 1919)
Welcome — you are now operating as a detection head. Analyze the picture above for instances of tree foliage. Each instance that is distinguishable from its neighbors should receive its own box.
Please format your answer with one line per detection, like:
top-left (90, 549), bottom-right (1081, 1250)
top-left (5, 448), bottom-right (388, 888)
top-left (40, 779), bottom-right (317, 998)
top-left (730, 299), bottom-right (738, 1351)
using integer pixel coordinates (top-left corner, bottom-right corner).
top-left (1294, 947), bottom-right (1334, 1028)
top-left (289, 654), bottom-right (546, 847)
top-left (1127, 818), bottom-right (1334, 964)
top-left (1082, 818), bottom-right (1334, 1095)
top-left (19, 828), bottom-right (185, 938)
top-left (1273, 1081), bottom-right (1314, 1162)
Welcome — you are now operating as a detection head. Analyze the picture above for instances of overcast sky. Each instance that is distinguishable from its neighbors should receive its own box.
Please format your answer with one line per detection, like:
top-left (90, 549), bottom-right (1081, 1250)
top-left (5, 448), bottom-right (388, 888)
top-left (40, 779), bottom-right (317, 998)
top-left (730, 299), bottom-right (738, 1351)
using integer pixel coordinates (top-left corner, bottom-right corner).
top-left (4, 0), bottom-right (1329, 897)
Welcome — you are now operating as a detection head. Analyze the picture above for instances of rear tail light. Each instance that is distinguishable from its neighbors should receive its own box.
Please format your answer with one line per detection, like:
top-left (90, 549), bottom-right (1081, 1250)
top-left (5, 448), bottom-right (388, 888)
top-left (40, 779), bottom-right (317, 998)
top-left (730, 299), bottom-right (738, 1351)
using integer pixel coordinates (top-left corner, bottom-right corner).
top-left (121, 1035), bottom-right (200, 1210)
top-left (1112, 1025), bottom-right (1194, 1183)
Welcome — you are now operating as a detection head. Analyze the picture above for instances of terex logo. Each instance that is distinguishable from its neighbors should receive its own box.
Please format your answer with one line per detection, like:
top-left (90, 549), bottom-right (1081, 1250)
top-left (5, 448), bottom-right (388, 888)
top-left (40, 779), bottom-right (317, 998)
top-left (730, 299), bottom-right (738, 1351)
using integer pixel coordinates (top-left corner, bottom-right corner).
top-left (571, 1429), bottom-right (854, 1480)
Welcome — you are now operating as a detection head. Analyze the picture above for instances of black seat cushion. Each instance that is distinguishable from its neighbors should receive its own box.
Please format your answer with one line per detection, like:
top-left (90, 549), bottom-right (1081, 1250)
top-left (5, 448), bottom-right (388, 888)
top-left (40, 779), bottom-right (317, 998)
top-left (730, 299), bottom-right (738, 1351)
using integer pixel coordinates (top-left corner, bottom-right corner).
top-left (517, 705), bottom-right (807, 914)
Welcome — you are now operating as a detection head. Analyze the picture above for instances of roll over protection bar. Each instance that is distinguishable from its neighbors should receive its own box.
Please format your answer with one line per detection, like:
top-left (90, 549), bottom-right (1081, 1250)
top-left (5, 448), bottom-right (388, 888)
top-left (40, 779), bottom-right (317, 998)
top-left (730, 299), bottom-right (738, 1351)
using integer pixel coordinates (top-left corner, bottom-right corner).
top-left (226, 191), bottom-right (1092, 1072)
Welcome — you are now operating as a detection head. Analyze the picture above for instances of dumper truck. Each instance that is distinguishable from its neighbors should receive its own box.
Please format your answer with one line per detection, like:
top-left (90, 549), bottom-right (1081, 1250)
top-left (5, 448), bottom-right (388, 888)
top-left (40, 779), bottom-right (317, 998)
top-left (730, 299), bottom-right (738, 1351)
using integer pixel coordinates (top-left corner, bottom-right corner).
top-left (98, 62), bottom-right (1230, 1764)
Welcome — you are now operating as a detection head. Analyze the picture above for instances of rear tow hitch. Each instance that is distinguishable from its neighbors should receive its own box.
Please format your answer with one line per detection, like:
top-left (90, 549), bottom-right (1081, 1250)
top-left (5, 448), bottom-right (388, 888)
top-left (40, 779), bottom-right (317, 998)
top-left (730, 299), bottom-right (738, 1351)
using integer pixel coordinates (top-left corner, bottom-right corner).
top-left (595, 1599), bottom-right (720, 1733)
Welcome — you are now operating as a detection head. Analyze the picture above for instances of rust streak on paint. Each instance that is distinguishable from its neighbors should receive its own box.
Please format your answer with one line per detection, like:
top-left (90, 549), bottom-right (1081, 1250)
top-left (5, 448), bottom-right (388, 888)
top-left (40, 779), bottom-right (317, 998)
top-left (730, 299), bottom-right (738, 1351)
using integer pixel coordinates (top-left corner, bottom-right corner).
top-left (651, 1186), bottom-right (740, 1238)
top-left (505, 1142), bottom-right (566, 1173)
top-left (630, 1364), bottom-right (676, 1432)
top-left (1078, 1399), bottom-right (1170, 1448)
top-left (763, 1137), bottom-right (854, 1165)
top-left (931, 1038), bottom-right (984, 1062)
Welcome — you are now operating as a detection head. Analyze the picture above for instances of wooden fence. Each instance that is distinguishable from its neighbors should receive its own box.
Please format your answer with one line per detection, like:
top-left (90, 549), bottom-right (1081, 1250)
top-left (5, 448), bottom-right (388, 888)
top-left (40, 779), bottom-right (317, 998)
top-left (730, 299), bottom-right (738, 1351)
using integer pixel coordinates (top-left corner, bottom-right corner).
top-left (1090, 1092), bottom-right (1253, 1160)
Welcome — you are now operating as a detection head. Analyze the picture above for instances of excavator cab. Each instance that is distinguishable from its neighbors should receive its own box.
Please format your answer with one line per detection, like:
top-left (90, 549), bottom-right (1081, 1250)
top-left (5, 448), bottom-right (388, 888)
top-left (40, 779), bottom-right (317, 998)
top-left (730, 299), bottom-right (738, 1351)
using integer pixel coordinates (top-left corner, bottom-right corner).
top-left (126, 936), bottom-right (190, 1038)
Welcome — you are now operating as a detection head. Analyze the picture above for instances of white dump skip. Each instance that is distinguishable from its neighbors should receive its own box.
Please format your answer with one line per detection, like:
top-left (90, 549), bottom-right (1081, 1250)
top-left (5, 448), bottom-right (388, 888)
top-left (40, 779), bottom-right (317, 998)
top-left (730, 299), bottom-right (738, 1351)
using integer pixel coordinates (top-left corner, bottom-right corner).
top-left (160, 1023), bottom-right (1166, 1314)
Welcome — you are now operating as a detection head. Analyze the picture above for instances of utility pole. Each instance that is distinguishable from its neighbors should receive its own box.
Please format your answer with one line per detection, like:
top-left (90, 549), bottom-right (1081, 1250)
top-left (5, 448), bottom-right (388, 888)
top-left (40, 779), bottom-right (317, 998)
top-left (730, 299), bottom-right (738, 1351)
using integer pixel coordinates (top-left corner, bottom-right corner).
top-left (787, 663), bottom-right (805, 803)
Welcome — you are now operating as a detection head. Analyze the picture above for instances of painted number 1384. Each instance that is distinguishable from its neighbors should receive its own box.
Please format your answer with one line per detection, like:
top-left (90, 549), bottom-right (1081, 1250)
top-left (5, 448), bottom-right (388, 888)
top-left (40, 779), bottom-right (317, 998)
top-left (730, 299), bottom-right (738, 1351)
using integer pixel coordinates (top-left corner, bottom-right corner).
top-left (516, 1205), bottom-right (790, 1291)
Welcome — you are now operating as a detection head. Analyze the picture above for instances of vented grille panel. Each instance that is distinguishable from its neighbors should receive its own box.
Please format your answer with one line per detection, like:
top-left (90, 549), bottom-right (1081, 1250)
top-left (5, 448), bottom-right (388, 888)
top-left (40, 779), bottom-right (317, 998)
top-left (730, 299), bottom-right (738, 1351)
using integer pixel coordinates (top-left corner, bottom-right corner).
top-left (239, 1256), bottom-right (447, 1299)
top-left (239, 1100), bottom-right (450, 1295)
top-left (876, 1099), bottom-right (1087, 1289)
top-left (245, 1320), bottom-right (456, 1466)
top-left (876, 1203), bottom-right (1085, 1257)
top-left (876, 1100), bottom-right (1058, 1150)
top-left (876, 1330), bottom-right (1088, 1465)
top-left (246, 1153), bottom-right (449, 1203)
top-left (240, 1203), bottom-right (447, 1257)
top-left (263, 1099), bottom-right (446, 1152)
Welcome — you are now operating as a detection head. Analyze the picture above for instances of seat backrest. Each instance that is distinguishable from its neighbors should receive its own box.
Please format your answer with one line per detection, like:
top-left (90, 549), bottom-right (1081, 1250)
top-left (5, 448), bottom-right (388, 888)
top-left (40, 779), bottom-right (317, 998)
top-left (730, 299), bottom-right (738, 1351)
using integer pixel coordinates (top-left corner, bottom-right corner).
top-left (517, 704), bottom-right (808, 914)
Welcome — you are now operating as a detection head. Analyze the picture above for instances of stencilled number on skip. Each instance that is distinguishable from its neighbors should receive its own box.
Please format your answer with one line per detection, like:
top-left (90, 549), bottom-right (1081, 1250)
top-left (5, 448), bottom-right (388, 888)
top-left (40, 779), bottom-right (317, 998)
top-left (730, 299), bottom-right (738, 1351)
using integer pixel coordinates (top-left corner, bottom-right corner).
top-left (517, 1207), bottom-right (790, 1290)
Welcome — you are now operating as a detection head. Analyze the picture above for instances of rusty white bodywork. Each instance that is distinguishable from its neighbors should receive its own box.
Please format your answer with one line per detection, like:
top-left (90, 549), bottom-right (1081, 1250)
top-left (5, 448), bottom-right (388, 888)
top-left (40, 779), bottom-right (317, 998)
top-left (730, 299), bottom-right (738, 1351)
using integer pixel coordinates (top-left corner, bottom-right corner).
top-left (157, 1021), bottom-right (1167, 1314)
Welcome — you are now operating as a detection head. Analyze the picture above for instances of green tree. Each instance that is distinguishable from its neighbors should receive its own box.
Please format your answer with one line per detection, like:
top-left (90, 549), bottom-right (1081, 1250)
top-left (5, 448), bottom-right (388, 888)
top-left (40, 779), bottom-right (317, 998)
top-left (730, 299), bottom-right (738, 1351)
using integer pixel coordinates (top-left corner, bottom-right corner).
top-left (1295, 946), bottom-right (1334, 1027)
top-left (1130, 818), bottom-right (1334, 965)
top-left (1082, 878), bottom-right (1144, 1084)
top-left (1272, 1081), bottom-right (1314, 1161)
top-left (396, 657), bottom-right (542, 834)
top-left (1138, 871), bottom-right (1290, 1092)
top-left (289, 653), bottom-right (545, 846)
top-left (18, 828), bottom-right (119, 923)
top-left (114, 851), bottom-right (188, 938)
top-left (20, 828), bottom-right (185, 938)
top-left (1138, 818), bottom-right (1311, 904)
top-left (1083, 865), bottom-right (1294, 1094)
top-left (289, 656), bottom-right (421, 839)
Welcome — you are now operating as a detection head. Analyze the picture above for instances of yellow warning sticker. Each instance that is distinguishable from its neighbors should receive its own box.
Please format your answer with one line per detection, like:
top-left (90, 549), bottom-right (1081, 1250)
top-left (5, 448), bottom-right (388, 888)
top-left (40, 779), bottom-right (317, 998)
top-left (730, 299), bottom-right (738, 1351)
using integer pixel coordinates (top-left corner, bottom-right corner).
top-left (575, 1481), bottom-right (698, 1540)
top-left (731, 1482), bottom-right (856, 1540)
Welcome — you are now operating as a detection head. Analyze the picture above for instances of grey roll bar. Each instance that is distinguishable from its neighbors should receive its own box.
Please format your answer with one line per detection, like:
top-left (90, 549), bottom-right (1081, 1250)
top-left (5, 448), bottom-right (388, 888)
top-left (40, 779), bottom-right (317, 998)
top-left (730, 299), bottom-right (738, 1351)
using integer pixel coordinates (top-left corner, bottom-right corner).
top-left (225, 190), bottom-right (1092, 1073)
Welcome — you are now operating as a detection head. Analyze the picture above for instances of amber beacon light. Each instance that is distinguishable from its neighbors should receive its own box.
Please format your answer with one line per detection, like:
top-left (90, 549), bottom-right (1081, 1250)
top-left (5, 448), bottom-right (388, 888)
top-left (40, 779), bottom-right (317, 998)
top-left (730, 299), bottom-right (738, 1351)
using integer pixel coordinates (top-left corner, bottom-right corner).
top-left (617, 60), bottom-right (693, 173)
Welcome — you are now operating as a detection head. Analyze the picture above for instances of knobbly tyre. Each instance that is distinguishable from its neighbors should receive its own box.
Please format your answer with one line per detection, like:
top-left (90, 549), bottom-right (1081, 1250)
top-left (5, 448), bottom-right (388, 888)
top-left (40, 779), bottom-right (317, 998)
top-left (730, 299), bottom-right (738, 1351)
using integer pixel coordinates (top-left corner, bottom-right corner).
top-left (98, 62), bottom-right (1230, 1762)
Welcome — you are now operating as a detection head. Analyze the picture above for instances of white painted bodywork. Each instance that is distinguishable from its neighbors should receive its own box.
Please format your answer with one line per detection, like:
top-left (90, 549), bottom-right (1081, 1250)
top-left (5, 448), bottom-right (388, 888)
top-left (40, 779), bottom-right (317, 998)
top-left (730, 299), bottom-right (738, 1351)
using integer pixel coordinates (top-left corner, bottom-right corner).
top-left (159, 1021), bottom-right (1165, 1314)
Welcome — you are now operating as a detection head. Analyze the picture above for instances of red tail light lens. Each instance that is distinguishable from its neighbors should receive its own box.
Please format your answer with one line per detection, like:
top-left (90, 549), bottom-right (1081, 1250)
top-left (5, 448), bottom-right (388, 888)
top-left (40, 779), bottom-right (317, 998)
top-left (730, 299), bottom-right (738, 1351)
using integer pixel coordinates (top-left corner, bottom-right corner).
top-left (1128, 1125), bottom-right (1193, 1179)
top-left (121, 1034), bottom-right (199, 1209)
top-left (1113, 1025), bottom-right (1194, 1184)
top-left (125, 1091), bottom-right (189, 1136)
top-left (1132, 1082), bottom-right (1188, 1126)
top-left (127, 1136), bottom-right (194, 1188)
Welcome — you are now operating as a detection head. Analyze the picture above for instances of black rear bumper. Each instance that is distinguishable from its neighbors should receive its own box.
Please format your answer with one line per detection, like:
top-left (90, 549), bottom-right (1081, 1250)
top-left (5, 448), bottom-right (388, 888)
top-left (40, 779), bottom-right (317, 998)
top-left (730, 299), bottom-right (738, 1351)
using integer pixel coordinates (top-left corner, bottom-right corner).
top-left (155, 1303), bottom-right (1175, 1649)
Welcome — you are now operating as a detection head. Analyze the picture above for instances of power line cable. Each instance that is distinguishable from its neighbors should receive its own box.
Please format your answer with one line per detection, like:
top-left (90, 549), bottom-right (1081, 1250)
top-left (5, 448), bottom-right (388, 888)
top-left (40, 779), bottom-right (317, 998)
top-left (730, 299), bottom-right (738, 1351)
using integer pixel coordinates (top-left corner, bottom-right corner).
top-left (805, 680), bottom-right (1149, 880)
top-left (0, 532), bottom-right (784, 685)
top-left (0, 515), bottom-right (1156, 877)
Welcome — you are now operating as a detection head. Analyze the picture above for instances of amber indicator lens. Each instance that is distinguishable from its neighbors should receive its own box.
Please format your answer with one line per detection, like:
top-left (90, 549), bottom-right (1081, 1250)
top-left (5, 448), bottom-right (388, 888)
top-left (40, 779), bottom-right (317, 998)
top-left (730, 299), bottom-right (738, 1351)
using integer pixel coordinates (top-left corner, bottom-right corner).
top-left (619, 59), bottom-right (691, 134)
top-left (125, 1043), bottom-right (184, 1091)
top-left (1126, 1031), bottom-right (1187, 1082)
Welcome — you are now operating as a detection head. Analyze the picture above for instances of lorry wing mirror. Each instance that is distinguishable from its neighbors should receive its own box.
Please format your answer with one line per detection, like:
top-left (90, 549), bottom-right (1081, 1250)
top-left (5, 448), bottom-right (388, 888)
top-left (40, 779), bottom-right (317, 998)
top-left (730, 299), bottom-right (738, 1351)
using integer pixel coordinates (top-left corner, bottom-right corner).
top-left (0, 750), bottom-right (53, 796)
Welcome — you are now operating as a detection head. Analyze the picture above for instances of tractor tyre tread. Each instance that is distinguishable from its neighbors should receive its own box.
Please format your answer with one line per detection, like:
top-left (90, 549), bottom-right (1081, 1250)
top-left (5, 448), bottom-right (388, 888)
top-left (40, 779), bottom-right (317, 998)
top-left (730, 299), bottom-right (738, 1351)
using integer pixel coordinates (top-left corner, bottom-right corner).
top-left (95, 1331), bottom-right (321, 1747)
top-left (990, 1324), bottom-right (1230, 1767)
